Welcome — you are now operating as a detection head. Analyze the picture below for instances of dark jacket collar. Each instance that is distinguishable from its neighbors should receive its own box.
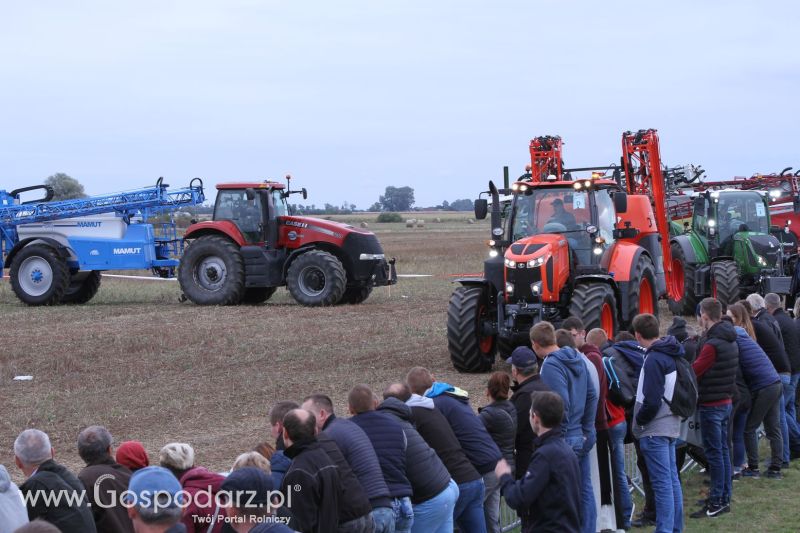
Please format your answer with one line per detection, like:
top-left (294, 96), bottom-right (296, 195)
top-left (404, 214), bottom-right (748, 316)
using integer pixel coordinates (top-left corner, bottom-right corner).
top-left (533, 426), bottom-right (562, 448)
top-left (84, 456), bottom-right (117, 468)
top-left (284, 437), bottom-right (318, 459)
top-left (322, 413), bottom-right (337, 431)
top-left (512, 374), bottom-right (541, 392)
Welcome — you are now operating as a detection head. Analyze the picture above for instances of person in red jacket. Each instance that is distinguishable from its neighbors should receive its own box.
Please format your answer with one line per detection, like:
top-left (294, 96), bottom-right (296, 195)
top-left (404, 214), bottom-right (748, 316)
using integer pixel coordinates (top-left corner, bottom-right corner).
top-left (159, 442), bottom-right (225, 533)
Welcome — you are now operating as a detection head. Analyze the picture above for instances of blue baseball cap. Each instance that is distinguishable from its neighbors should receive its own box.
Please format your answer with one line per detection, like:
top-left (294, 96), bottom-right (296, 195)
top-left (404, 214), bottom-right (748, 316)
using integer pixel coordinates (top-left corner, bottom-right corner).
top-left (126, 466), bottom-right (184, 509)
top-left (220, 467), bottom-right (274, 506)
top-left (506, 346), bottom-right (538, 367)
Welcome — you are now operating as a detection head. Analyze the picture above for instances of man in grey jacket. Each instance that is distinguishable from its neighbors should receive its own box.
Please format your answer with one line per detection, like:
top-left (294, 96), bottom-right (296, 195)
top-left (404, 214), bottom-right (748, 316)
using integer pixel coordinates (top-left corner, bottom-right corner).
top-left (0, 464), bottom-right (28, 532)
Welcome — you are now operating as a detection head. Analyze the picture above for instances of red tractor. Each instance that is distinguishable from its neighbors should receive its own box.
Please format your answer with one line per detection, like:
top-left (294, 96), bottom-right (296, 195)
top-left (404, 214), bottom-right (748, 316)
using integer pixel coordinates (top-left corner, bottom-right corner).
top-left (178, 177), bottom-right (396, 306)
top-left (447, 130), bottom-right (680, 372)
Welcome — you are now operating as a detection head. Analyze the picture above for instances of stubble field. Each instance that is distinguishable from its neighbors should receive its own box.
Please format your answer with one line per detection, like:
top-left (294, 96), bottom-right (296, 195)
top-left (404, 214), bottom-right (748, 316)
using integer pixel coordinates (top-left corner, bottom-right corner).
top-left (1, 212), bottom-right (796, 532)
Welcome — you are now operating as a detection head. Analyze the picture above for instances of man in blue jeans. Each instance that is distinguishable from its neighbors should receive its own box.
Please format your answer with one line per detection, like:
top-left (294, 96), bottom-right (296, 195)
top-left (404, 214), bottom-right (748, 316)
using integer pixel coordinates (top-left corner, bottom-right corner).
top-left (535, 321), bottom-right (598, 533)
top-left (631, 313), bottom-right (684, 533)
top-left (691, 298), bottom-right (739, 517)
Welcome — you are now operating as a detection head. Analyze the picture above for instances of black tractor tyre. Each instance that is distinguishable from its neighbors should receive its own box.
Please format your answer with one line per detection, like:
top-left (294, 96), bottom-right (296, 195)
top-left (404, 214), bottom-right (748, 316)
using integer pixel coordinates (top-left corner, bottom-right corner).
top-left (711, 260), bottom-right (739, 311)
top-left (61, 271), bottom-right (102, 305)
top-left (9, 244), bottom-right (70, 306)
top-left (240, 287), bottom-right (277, 304)
top-left (286, 250), bottom-right (347, 306)
top-left (339, 285), bottom-right (374, 305)
top-left (569, 283), bottom-right (618, 338)
top-left (178, 235), bottom-right (246, 305)
top-left (667, 242), bottom-right (698, 316)
top-left (447, 286), bottom-right (496, 373)
top-left (497, 336), bottom-right (517, 362)
top-left (625, 255), bottom-right (659, 327)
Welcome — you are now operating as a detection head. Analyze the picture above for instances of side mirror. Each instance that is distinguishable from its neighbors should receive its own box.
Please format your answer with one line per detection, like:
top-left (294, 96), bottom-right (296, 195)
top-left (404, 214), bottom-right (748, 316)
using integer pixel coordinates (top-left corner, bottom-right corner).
top-left (301, 188), bottom-right (308, 200)
top-left (245, 188), bottom-right (256, 201)
top-left (693, 197), bottom-right (705, 213)
top-left (613, 192), bottom-right (628, 214)
top-left (474, 199), bottom-right (488, 220)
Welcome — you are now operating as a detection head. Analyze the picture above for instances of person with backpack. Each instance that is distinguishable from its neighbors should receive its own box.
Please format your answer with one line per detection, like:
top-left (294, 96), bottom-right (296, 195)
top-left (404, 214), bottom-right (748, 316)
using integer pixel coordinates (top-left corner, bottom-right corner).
top-left (602, 332), bottom-right (648, 528)
top-left (632, 313), bottom-right (688, 533)
top-left (690, 298), bottom-right (739, 518)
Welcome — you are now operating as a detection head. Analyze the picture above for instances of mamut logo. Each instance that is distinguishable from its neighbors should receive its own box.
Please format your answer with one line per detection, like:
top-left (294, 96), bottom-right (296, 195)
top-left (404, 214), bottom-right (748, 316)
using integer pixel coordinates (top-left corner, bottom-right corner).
top-left (113, 247), bottom-right (142, 255)
top-left (77, 221), bottom-right (102, 227)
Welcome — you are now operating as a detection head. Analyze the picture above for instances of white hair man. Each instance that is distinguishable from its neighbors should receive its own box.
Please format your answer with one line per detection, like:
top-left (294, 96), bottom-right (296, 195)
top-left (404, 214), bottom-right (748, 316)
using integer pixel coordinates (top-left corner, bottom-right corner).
top-left (14, 428), bottom-right (96, 532)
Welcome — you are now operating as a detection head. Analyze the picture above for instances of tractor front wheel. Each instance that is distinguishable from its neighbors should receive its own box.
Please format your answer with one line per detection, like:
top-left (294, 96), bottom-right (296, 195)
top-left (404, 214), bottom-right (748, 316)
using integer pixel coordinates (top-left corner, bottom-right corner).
top-left (626, 255), bottom-right (658, 327)
top-left (61, 271), bottom-right (102, 304)
top-left (711, 260), bottom-right (739, 310)
top-left (667, 242), bottom-right (698, 316)
top-left (9, 244), bottom-right (70, 306)
top-left (286, 250), bottom-right (347, 306)
top-left (447, 286), bottom-right (496, 373)
top-left (339, 285), bottom-right (373, 305)
top-left (569, 283), bottom-right (618, 339)
top-left (178, 235), bottom-right (246, 305)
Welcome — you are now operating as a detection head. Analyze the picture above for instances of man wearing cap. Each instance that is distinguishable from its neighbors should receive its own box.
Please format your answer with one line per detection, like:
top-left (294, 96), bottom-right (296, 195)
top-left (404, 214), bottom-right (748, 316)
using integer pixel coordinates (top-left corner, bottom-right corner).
top-left (507, 346), bottom-right (551, 478)
top-left (219, 467), bottom-right (295, 532)
top-left (126, 466), bottom-right (186, 533)
top-left (549, 198), bottom-right (577, 229)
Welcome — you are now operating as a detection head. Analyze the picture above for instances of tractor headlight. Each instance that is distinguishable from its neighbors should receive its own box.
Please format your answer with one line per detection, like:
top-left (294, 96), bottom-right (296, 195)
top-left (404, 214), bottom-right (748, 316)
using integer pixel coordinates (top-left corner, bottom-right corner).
top-left (527, 257), bottom-right (545, 268)
top-left (359, 253), bottom-right (385, 260)
top-left (531, 281), bottom-right (543, 294)
top-left (573, 181), bottom-right (583, 190)
top-left (757, 255), bottom-right (767, 266)
top-left (520, 185), bottom-right (529, 192)
top-left (593, 246), bottom-right (604, 255)
top-left (504, 258), bottom-right (515, 268)
top-left (505, 282), bottom-right (514, 294)
top-left (489, 249), bottom-right (499, 258)
top-left (769, 189), bottom-right (781, 199)
top-left (708, 219), bottom-right (716, 228)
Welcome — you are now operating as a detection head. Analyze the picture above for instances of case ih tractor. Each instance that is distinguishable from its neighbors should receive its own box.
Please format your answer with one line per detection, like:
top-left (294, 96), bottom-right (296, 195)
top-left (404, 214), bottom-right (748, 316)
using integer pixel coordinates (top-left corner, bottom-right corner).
top-left (178, 177), bottom-right (396, 306)
top-left (447, 130), bottom-right (681, 372)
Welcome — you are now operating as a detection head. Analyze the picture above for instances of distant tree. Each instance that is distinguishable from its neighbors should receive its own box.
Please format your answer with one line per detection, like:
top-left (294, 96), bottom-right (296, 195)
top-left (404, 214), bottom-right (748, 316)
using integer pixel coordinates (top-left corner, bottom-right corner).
top-left (379, 186), bottom-right (415, 212)
top-left (441, 200), bottom-right (450, 210)
top-left (449, 198), bottom-right (474, 211)
top-left (369, 202), bottom-right (382, 212)
top-left (45, 173), bottom-right (86, 200)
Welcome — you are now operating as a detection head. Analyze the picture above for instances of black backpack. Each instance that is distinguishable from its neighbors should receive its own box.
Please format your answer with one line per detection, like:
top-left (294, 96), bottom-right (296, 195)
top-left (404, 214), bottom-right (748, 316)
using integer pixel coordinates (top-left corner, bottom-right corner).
top-left (664, 356), bottom-right (698, 419)
top-left (602, 353), bottom-right (636, 409)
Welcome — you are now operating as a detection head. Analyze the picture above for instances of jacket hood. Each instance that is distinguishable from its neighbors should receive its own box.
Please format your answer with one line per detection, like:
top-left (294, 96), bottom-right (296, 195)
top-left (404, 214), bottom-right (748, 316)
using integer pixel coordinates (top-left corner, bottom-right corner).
top-left (378, 397), bottom-right (412, 421)
top-left (734, 326), bottom-right (749, 339)
top-left (179, 466), bottom-right (224, 492)
top-left (406, 394), bottom-right (434, 409)
top-left (647, 335), bottom-right (685, 358)
top-left (547, 346), bottom-right (586, 377)
top-left (0, 464), bottom-right (10, 492)
top-left (425, 382), bottom-right (470, 401)
top-left (667, 317), bottom-right (689, 341)
top-left (580, 344), bottom-right (602, 358)
top-left (707, 320), bottom-right (738, 343)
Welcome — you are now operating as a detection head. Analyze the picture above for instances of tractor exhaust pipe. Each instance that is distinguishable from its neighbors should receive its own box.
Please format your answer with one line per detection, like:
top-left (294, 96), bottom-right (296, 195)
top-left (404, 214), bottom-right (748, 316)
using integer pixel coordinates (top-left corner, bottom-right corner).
top-left (489, 180), bottom-right (502, 237)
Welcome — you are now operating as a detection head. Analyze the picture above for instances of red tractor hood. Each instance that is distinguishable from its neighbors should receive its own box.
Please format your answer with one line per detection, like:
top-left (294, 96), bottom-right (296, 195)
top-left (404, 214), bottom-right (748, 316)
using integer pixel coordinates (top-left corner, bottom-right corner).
top-left (282, 216), bottom-right (372, 237)
top-left (503, 234), bottom-right (570, 302)
top-left (505, 234), bottom-right (568, 262)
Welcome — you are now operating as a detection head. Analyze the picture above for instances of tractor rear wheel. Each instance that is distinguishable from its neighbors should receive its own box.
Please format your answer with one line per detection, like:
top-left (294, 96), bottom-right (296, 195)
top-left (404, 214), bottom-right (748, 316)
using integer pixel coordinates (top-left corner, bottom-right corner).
top-left (447, 286), bottom-right (496, 373)
top-left (9, 244), bottom-right (70, 306)
top-left (711, 260), bottom-right (739, 310)
top-left (286, 250), bottom-right (347, 306)
top-left (178, 235), bottom-right (245, 305)
top-left (569, 283), bottom-right (618, 339)
top-left (497, 336), bottom-right (516, 361)
top-left (61, 271), bottom-right (102, 304)
top-left (241, 287), bottom-right (277, 304)
top-left (626, 255), bottom-right (658, 327)
top-left (667, 242), bottom-right (698, 316)
top-left (339, 285), bottom-right (373, 305)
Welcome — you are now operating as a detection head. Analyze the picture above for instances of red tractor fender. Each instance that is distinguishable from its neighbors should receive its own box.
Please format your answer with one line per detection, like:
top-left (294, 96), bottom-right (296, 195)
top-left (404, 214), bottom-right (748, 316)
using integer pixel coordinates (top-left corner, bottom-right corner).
top-left (184, 220), bottom-right (246, 246)
top-left (602, 241), bottom-right (647, 283)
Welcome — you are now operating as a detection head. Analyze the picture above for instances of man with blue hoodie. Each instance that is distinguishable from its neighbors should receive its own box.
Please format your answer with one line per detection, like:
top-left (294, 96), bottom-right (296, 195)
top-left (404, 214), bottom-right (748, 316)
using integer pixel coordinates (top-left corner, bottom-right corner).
top-left (631, 313), bottom-right (684, 533)
top-left (533, 321), bottom-right (597, 533)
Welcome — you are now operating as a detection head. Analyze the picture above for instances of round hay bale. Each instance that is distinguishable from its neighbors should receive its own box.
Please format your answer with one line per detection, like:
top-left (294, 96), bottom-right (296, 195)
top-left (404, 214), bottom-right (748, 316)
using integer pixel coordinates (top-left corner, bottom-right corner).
top-left (467, 218), bottom-right (475, 225)
top-left (405, 219), bottom-right (417, 228)
top-left (359, 221), bottom-right (369, 228)
top-left (416, 220), bottom-right (425, 228)
top-left (434, 217), bottom-right (442, 223)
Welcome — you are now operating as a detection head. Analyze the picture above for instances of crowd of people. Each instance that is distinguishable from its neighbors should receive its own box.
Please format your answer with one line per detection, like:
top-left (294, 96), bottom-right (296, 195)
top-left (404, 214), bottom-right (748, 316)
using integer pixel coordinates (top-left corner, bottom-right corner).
top-left (2, 293), bottom-right (800, 533)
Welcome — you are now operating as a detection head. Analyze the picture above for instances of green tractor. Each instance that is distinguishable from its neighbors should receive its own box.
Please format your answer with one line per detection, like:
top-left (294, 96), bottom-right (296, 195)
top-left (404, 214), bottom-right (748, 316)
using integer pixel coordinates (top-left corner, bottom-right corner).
top-left (668, 189), bottom-right (793, 314)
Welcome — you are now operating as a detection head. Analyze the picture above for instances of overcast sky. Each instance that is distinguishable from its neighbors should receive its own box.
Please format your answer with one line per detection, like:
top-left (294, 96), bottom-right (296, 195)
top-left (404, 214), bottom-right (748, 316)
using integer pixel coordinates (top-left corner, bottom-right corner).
top-left (1, 1), bottom-right (797, 208)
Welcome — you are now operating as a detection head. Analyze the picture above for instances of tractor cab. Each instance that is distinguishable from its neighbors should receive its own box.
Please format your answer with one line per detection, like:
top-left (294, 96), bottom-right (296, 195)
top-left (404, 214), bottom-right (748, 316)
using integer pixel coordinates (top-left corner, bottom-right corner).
top-left (212, 180), bottom-right (303, 247)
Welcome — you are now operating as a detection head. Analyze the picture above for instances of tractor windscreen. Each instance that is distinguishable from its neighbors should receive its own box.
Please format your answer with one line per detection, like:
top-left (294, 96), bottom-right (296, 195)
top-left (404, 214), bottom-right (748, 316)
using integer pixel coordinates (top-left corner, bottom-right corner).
top-left (271, 189), bottom-right (288, 217)
top-left (214, 190), bottom-right (263, 242)
top-left (716, 191), bottom-right (769, 242)
top-left (511, 188), bottom-right (594, 242)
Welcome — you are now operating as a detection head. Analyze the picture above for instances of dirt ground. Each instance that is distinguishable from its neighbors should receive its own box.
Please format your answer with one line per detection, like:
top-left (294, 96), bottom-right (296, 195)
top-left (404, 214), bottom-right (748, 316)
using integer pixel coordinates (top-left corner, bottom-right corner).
top-left (0, 217), bottom-right (690, 482)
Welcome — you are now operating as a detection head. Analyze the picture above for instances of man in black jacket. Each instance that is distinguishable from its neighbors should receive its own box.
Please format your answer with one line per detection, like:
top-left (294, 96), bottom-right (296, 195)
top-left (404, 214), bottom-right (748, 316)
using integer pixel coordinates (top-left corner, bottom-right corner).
top-left (282, 409), bottom-right (374, 533)
top-left (508, 346), bottom-right (551, 484)
top-left (766, 293), bottom-right (800, 460)
top-left (496, 391), bottom-right (581, 533)
top-left (386, 382), bottom-right (486, 533)
top-left (691, 298), bottom-right (739, 517)
top-left (14, 429), bottom-right (97, 532)
top-left (77, 425), bottom-right (134, 533)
